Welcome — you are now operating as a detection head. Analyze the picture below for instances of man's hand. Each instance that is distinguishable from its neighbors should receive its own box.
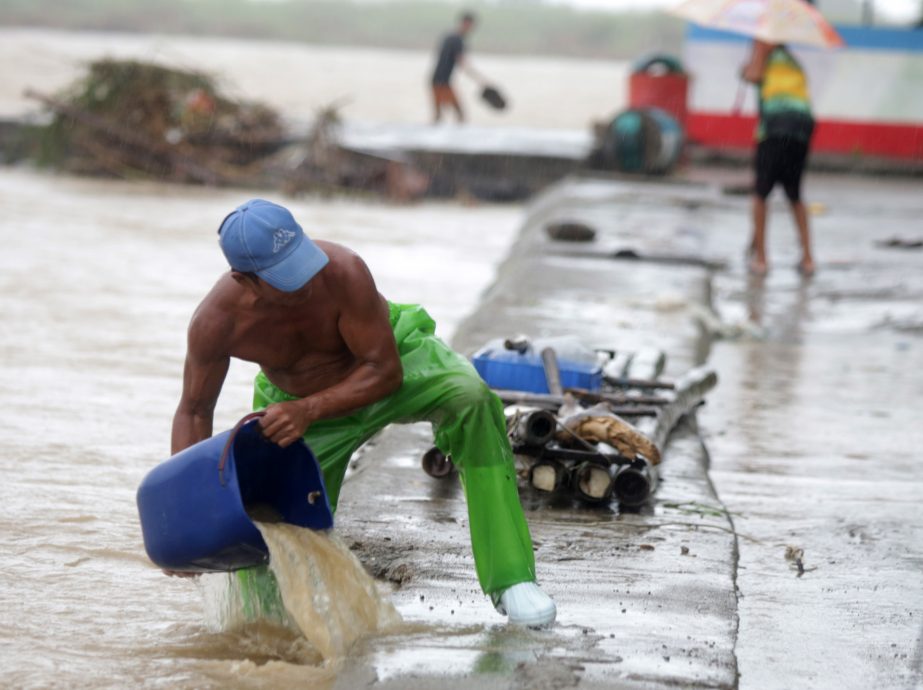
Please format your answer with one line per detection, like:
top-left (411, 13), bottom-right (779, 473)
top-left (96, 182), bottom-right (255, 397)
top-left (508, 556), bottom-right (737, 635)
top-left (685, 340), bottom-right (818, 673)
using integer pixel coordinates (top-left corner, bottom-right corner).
top-left (259, 400), bottom-right (314, 448)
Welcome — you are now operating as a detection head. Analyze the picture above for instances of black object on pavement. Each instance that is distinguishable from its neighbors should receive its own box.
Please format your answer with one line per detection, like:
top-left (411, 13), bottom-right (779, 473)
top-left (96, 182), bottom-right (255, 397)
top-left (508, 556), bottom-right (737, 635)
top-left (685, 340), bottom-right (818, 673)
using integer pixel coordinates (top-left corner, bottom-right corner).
top-left (481, 85), bottom-right (507, 110)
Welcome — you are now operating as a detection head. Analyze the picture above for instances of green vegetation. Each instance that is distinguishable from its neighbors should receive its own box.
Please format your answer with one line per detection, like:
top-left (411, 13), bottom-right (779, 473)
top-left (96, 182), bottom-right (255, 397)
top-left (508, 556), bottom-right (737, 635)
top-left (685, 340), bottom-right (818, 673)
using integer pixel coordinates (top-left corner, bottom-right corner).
top-left (0, 0), bottom-right (687, 59)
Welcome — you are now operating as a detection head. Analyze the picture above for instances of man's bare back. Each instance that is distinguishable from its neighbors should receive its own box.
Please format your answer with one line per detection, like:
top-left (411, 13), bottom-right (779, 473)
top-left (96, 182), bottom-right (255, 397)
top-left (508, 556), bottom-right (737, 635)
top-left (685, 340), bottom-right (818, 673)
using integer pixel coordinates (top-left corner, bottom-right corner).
top-left (172, 240), bottom-right (402, 454)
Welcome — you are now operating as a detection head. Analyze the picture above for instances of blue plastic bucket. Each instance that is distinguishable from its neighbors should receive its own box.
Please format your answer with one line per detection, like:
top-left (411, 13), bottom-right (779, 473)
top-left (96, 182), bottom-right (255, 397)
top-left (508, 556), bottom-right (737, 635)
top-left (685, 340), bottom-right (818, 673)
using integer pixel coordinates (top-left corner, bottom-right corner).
top-left (136, 414), bottom-right (333, 573)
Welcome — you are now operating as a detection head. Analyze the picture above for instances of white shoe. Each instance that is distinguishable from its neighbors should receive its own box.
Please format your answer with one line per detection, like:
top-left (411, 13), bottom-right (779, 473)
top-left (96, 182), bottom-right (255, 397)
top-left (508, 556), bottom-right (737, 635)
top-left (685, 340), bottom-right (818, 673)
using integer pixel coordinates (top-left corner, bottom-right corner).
top-left (493, 582), bottom-right (557, 628)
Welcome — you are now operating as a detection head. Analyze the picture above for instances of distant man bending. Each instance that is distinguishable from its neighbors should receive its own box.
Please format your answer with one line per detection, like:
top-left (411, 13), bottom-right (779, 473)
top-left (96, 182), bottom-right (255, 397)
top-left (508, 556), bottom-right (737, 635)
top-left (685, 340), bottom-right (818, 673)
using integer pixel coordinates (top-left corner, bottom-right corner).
top-left (171, 199), bottom-right (556, 627)
top-left (430, 11), bottom-right (485, 123)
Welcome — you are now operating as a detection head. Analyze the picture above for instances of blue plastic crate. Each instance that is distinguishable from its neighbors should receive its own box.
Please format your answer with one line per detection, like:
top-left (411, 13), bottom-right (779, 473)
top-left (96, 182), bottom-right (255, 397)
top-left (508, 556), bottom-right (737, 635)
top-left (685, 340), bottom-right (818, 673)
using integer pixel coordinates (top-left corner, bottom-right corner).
top-left (471, 347), bottom-right (602, 394)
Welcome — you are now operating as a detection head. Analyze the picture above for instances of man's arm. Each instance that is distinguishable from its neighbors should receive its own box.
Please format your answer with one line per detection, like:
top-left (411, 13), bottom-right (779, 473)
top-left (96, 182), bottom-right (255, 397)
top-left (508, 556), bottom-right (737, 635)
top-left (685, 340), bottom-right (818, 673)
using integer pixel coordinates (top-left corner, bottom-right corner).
top-left (457, 55), bottom-right (487, 85)
top-left (741, 40), bottom-right (774, 84)
top-left (259, 257), bottom-right (403, 447)
top-left (171, 308), bottom-right (232, 454)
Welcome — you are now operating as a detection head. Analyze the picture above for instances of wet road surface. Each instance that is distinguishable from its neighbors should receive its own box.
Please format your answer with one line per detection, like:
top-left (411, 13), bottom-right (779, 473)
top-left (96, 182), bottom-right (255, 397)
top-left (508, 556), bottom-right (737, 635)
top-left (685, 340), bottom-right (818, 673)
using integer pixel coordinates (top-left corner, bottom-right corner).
top-left (699, 173), bottom-right (923, 689)
top-left (334, 173), bottom-right (923, 689)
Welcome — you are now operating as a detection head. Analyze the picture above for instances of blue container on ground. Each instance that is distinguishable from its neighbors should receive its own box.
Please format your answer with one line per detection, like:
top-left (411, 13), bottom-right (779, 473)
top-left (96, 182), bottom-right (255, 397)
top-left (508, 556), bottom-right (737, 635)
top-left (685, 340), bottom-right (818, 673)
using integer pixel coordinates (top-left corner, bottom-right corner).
top-left (136, 418), bottom-right (333, 573)
top-left (471, 347), bottom-right (602, 394)
top-left (607, 107), bottom-right (684, 175)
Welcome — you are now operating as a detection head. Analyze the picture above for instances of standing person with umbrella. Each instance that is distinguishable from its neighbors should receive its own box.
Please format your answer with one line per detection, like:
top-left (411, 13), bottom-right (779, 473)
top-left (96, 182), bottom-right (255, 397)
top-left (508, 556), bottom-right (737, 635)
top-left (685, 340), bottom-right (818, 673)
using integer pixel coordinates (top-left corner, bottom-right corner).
top-left (670, 0), bottom-right (844, 276)
top-left (742, 37), bottom-right (816, 276)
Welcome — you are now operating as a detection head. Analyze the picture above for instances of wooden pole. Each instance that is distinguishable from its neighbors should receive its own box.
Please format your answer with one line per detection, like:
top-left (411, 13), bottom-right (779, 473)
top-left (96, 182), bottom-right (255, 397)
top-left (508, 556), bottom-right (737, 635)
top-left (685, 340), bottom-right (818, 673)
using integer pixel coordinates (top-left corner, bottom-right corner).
top-left (635, 366), bottom-right (718, 455)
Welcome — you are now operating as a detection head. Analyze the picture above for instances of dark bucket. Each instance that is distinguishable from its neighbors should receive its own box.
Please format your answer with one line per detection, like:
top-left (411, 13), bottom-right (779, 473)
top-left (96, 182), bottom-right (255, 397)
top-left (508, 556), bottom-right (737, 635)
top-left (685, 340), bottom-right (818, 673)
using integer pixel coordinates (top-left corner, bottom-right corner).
top-left (481, 85), bottom-right (507, 111)
top-left (136, 414), bottom-right (333, 573)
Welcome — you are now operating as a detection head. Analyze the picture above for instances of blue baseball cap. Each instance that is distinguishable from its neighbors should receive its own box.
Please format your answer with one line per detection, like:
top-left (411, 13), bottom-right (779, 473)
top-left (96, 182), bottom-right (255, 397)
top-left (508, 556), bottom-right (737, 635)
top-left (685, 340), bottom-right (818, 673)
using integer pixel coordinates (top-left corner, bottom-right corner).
top-left (217, 199), bottom-right (328, 292)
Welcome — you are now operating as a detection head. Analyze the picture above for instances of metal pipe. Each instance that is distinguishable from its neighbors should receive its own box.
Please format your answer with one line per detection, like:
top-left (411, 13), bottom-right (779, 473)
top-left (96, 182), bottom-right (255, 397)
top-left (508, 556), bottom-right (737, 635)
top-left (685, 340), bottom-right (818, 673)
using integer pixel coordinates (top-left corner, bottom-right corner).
top-left (571, 461), bottom-right (614, 504)
top-left (514, 445), bottom-right (612, 464)
top-left (540, 347), bottom-right (563, 396)
top-left (605, 351), bottom-right (633, 380)
top-left (515, 442), bottom-right (657, 505)
top-left (494, 389), bottom-right (663, 416)
top-left (512, 409), bottom-right (558, 447)
top-left (528, 458), bottom-right (568, 493)
top-left (637, 366), bottom-right (718, 455)
top-left (602, 376), bottom-right (675, 390)
top-left (564, 387), bottom-right (670, 406)
top-left (612, 458), bottom-right (658, 507)
top-left (626, 347), bottom-right (666, 381)
top-left (421, 446), bottom-right (453, 479)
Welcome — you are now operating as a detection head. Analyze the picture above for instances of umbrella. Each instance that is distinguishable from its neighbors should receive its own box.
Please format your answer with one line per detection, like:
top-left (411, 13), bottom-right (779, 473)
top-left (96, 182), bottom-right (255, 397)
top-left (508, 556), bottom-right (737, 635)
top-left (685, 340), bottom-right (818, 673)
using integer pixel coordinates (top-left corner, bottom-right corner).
top-left (669, 0), bottom-right (845, 48)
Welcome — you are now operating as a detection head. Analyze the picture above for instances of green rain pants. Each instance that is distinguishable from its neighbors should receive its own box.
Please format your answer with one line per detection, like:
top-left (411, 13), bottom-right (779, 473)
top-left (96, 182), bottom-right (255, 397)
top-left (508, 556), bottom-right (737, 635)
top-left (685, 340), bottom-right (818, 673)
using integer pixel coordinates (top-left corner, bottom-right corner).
top-left (246, 302), bottom-right (536, 597)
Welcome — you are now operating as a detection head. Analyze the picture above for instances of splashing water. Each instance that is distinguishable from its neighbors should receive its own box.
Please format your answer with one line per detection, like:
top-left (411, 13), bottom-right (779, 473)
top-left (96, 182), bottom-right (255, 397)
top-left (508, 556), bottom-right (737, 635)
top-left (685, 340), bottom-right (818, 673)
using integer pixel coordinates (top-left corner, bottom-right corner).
top-left (200, 520), bottom-right (402, 668)
top-left (255, 523), bottom-right (403, 661)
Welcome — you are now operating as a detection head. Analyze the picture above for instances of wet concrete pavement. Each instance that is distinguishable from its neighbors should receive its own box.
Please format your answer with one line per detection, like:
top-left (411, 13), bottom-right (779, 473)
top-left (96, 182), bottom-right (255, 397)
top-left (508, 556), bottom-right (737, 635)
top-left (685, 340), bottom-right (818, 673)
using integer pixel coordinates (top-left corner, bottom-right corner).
top-left (697, 173), bottom-right (923, 690)
top-left (334, 178), bottom-right (737, 689)
top-left (333, 172), bottom-right (923, 689)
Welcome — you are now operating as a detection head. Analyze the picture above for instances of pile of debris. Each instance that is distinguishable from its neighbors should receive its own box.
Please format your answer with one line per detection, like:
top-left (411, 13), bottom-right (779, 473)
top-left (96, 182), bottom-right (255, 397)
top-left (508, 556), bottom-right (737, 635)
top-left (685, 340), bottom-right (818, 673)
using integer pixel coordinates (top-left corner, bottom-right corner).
top-left (28, 59), bottom-right (285, 185)
top-left (279, 102), bottom-right (429, 202)
top-left (422, 337), bottom-right (717, 509)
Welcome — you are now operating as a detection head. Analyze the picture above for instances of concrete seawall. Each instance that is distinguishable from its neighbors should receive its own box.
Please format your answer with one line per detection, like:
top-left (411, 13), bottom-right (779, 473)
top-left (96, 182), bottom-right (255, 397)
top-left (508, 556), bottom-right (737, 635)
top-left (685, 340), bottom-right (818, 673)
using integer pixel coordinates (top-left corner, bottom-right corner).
top-left (334, 169), bottom-right (923, 689)
top-left (334, 175), bottom-right (743, 689)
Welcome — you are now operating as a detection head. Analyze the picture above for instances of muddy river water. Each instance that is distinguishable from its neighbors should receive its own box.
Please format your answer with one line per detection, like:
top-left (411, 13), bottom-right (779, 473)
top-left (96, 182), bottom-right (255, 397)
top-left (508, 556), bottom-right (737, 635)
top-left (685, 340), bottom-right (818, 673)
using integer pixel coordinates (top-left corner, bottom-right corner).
top-left (0, 166), bottom-right (521, 688)
top-left (0, 28), bottom-right (631, 687)
top-left (0, 27), bottom-right (628, 128)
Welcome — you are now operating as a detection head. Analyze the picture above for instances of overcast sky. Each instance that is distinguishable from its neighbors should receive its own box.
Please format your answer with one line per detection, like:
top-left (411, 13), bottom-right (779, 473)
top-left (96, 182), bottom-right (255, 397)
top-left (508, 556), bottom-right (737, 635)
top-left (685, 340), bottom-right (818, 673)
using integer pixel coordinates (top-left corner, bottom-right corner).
top-left (546, 0), bottom-right (917, 21)
top-left (258, 0), bottom-right (920, 23)
top-left (368, 0), bottom-right (918, 22)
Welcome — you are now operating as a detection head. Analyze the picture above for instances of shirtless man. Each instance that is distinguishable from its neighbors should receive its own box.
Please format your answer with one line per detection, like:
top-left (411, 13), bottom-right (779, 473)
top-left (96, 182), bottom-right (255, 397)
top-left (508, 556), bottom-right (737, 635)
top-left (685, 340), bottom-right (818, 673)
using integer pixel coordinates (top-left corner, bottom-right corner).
top-left (171, 199), bottom-right (556, 627)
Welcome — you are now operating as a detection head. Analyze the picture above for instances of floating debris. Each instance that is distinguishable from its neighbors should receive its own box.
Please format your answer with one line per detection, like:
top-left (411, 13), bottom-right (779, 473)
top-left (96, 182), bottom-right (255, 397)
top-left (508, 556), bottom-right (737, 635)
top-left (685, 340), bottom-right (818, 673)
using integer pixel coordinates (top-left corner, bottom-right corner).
top-left (281, 100), bottom-right (429, 201)
top-left (28, 59), bottom-right (285, 184)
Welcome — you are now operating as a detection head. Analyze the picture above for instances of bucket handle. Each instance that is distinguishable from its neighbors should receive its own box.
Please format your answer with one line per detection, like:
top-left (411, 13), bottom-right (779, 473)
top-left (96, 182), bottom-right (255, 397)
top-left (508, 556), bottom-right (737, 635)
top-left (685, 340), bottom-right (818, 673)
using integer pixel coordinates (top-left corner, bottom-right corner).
top-left (217, 411), bottom-right (266, 486)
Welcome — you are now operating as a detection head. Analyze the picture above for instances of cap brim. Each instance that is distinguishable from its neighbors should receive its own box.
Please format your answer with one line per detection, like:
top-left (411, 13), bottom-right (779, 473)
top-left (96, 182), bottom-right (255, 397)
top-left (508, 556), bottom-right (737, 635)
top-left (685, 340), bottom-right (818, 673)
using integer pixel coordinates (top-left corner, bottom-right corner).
top-left (256, 236), bottom-right (329, 292)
